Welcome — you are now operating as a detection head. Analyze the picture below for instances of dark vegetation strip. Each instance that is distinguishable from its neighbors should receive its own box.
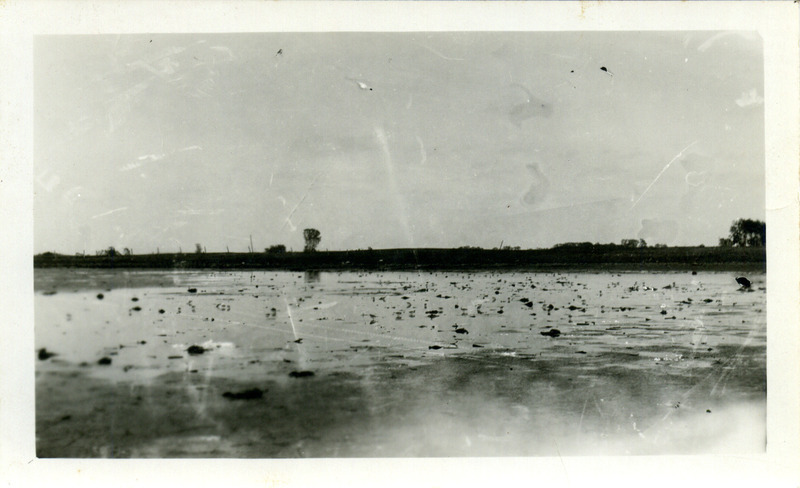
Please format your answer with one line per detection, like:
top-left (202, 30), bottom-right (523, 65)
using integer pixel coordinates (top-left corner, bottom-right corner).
top-left (34, 247), bottom-right (765, 272)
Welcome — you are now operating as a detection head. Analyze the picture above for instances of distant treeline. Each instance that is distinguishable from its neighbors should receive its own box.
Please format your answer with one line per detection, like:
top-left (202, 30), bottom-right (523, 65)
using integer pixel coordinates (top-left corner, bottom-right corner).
top-left (34, 246), bottom-right (766, 272)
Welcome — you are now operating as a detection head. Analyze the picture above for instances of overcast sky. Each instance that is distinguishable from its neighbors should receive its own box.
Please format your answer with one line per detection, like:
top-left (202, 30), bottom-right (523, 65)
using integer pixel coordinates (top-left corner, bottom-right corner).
top-left (34, 31), bottom-right (764, 254)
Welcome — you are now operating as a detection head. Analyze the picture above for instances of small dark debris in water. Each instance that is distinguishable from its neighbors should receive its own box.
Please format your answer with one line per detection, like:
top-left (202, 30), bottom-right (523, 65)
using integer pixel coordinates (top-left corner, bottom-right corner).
top-left (692, 271), bottom-right (698, 275)
top-left (735, 276), bottom-right (751, 288)
top-left (472, 344), bottom-right (484, 348)
top-left (60, 415), bottom-right (71, 421)
top-left (43, 290), bottom-right (57, 296)
top-left (131, 306), bottom-right (141, 311)
top-left (131, 297), bottom-right (139, 302)
top-left (293, 338), bottom-right (303, 344)
top-left (429, 345), bottom-right (442, 350)
top-left (159, 309), bottom-right (165, 314)
top-left (576, 350), bottom-right (587, 354)
top-left (123, 365), bottom-right (134, 372)
top-left (660, 310), bottom-right (668, 315)
top-left (454, 328), bottom-right (469, 334)
top-left (703, 298), bottom-right (713, 303)
top-left (38, 348), bottom-right (56, 360)
top-left (138, 340), bottom-right (146, 345)
top-left (524, 302), bottom-right (533, 308)
top-left (706, 409), bottom-right (711, 413)
top-left (187, 345), bottom-right (205, 355)
top-left (168, 355), bottom-right (183, 359)
top-left (190, 369), bottom-right (198, 373)
top-left (541, 329), bottom-right (561, 338)
top-left (79, 362), bottom-right (89, 367)
top-left (97, 293), bottom-right (104, 300)
top-left (97, 357), bottom-right (112, 365)
top-left (289, 371), bottom-right (314, 378)
top-left (188, 288), bottom-right (197, 293)
top-left (223, 388), bottom-right (264, 400)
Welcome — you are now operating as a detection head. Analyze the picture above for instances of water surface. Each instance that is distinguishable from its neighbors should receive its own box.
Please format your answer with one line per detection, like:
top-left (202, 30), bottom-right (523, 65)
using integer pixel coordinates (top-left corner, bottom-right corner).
top-left (35, 269), bottom-right (766, 457)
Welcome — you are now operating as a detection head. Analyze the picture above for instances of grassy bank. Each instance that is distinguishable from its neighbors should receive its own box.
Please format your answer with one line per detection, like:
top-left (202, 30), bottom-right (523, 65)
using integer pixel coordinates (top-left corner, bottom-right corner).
top-left (33, 246), bottom-right (766, 272)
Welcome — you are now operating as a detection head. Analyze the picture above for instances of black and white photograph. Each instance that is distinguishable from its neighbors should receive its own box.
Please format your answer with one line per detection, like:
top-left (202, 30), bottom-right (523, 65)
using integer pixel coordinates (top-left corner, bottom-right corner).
top-left (2, 1), bottom-right (799, 486)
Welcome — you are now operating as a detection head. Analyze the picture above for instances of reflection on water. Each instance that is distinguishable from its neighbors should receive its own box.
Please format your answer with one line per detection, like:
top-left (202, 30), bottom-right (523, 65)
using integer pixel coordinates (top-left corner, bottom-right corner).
top-left (304, 270), bottom-right (321, 283)
top-left (34, 269), bottom-right (766, 457)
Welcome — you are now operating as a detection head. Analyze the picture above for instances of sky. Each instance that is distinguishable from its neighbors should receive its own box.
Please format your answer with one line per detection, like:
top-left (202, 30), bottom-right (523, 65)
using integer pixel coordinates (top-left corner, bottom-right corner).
top-left (33, 31), bottom-right (765, 254)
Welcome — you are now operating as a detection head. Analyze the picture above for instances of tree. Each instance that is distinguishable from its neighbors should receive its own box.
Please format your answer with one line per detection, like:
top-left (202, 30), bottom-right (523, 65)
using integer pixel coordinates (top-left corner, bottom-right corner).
top-left (726, 219), bottom-right (765, 247)
top-left (303, 228), bottom-right (321, 252)
top-left (195, 243), bottom-right (203, 254)
top-left (266, 244), bottom-right (286, 254)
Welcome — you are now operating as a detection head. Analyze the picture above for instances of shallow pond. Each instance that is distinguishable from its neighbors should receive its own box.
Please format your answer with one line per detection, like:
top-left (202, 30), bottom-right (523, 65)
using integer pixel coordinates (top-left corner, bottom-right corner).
top-left (34, 269), bottom-right (766, 457)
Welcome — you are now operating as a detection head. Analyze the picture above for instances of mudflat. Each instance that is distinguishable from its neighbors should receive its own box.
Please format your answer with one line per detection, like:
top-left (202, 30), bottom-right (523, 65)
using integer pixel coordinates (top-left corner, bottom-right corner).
top-left (35, 269), bottom-right (766, 457)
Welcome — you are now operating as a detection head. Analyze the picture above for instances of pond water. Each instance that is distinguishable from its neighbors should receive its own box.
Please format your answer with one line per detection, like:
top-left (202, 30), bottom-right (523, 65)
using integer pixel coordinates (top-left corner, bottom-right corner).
top-left (34, 269), bottom-right (766, 457)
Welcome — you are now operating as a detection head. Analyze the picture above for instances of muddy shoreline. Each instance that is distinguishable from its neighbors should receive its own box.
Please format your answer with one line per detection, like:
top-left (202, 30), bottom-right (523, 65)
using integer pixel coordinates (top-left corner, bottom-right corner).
top-left (36, 344), bottom-right (765, 458)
